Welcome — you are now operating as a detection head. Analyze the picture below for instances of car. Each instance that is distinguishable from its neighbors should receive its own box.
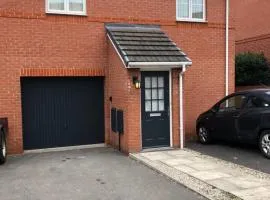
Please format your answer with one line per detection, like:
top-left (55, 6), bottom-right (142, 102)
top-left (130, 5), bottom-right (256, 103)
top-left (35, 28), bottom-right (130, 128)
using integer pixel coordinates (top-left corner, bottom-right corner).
top-left (196, 89), bottom-right (270, 159)
top-left (0, 118), bottom-right (8, 165)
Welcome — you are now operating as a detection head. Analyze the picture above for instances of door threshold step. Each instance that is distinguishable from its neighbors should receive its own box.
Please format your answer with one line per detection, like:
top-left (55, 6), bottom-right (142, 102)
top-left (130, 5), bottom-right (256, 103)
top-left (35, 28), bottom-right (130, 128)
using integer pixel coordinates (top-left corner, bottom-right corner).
top-left (141, 147), bottom-right (175, 152)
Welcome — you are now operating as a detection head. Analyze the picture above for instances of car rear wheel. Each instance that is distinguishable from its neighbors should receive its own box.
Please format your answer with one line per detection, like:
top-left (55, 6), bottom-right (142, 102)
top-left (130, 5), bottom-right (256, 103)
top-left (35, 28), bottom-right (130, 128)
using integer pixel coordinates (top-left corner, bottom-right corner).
top-left (259, 130), bottom-right (270, 159)
top-left (197, 125), bottom-right (211, 144)
top-left (0, 129), bottom-right (7, 165)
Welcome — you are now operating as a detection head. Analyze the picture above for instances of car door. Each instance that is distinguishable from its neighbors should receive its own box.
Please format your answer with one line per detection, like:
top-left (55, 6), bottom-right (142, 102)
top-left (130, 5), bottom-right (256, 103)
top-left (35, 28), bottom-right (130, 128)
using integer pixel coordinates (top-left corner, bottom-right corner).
top-left (237, 95), bottom-right (266, 143)
top-left (213, 94), bottom-right (247, 141)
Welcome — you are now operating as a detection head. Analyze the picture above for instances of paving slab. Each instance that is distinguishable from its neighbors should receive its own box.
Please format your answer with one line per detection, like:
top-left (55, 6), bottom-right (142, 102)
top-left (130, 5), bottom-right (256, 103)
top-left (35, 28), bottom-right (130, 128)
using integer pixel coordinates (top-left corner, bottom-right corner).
top-left (173, 164), bottom-right (198, 173)
top-left (162, 158), bottom-right (194, 166)
top-left (192, 170), bottom-right (231, 181)
top-left (189, 162), bottom-right (223, 171)
top-left (224, 176), bottom-right (270, 189)
top-left (208, 179), bottom-right (245, 192)
top-left (231, 186), bottom-right (270, 200)
top-left (141, 151), bottom-right (174, 161)
top-left (130, 148), bottom-right (270, 200)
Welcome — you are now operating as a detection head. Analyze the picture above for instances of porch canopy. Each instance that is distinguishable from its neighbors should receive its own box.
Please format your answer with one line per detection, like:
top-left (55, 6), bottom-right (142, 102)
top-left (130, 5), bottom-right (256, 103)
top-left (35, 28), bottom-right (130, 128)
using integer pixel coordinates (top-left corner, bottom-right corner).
top-left (105, 23), bottom-right (192, 69)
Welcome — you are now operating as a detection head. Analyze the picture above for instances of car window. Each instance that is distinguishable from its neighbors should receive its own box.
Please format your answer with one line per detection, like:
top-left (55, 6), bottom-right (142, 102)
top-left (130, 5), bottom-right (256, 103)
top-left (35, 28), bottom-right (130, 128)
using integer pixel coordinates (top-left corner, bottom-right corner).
top-left (265, 91), bottom-right (270, 102)
top-left (218, 95), bottom-right (246, 112)
top-left (247, 96), bottom-right (270, 108)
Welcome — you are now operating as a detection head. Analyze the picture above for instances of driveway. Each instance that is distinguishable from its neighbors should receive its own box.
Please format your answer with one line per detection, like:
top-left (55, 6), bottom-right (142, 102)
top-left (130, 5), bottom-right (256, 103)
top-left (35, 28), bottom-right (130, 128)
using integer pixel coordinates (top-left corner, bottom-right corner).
top-left (187, 141), bottom-right (270, 174)
top-left (0, 147), bottom-right (205, 200)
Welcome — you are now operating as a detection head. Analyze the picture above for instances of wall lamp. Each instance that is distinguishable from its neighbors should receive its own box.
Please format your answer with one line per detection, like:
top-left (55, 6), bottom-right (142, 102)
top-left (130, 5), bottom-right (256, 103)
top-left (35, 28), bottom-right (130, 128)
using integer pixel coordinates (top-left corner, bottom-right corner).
top-left (132, 76), bottom-right (141, 89)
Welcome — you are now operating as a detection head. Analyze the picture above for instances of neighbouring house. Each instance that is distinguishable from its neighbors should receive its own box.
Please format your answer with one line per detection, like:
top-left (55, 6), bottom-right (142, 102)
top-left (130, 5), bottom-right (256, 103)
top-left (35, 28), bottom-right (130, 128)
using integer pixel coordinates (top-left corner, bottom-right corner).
top-left (232, 0), bottom-right (270, 59)
top-left (0, 0), bottom-right (234, 154)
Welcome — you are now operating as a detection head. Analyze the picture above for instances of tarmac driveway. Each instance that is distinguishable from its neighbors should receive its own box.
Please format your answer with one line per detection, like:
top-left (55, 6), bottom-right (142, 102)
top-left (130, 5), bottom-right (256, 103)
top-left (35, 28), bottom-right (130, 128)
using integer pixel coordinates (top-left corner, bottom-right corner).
top-left (0, 147), bottom-right (204, 200)
top-left (187, 141), bottom-right (270, 174)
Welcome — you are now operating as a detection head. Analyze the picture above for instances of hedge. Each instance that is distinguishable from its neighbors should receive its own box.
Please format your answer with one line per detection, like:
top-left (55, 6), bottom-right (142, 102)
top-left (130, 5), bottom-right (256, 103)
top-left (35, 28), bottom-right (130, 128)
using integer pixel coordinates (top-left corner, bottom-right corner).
top-left (235, 52), bottom-right (270, 86)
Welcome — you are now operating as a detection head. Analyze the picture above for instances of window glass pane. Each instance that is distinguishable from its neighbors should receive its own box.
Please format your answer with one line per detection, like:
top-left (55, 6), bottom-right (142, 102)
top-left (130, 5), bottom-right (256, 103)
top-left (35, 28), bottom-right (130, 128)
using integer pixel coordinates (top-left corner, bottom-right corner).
top-left (152, 89), bottom-right (158, 100)
top-left (69, 0), bottom-right (84, 12)
top-left (192, 0), bottom-right (203, 19)
top-left (219, 95), bottom-right (246, 112)
top-left (145, 77), bottom-right (151, 88)
top-left (49, 0), bottom-right (65, 10)
top-left (158, 77), bottom-right (164, 87)
top-left (159, 100), bottom-right (165, 111)
top-left (145, 89), bottom-right (151, 100)
top-left (152, 77), bottom-right (157, 88)
top-left (178, 0), bottom-right (189, 18)
top-left (264, 92), bottom-right (270, 102)
top-left (145, 101), bottom-right (151, 112)
top-left (158, 89), bottom-right (164, 99)
top-left (247, 97), bottom-right (270, 108)
top-left (193, 0), bottom-right (203, 4)
top-left (192, 5), bottom-right (203, 19)
top-left (152, 100), bottom-right (158, 111)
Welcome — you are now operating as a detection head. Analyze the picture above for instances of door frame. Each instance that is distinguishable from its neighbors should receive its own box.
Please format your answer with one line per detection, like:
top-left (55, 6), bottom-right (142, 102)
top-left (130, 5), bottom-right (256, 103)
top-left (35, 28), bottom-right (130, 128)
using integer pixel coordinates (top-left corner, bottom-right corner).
top-left (140, 68), bottom-right (173, 149)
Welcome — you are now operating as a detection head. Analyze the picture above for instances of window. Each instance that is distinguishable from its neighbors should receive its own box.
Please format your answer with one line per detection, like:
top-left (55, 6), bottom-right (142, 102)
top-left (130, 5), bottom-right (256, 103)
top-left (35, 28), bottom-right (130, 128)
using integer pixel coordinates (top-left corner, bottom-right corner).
top-left (176, 0), bottom-right (206, 22)
top-left (46, 0), bottom-right (86, 15)
top-left (144, 76), bottom-right (165, 112)
top-left (247, 96), bottom-right (270, 108)
top-left (218, 95), bottom-right (246, 112)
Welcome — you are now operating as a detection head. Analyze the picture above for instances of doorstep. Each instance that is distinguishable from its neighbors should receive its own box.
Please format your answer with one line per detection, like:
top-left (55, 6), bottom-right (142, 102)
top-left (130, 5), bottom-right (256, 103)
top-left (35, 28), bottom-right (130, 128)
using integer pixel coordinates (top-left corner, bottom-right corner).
top-left (130, 149), bottom-right (270, 200)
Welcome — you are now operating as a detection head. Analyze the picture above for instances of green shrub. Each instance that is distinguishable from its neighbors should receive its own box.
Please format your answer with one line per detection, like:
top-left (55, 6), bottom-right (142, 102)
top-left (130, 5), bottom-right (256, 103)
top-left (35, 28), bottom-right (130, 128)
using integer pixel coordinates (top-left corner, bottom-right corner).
top-left (235, 52), bottom-right (270, 86)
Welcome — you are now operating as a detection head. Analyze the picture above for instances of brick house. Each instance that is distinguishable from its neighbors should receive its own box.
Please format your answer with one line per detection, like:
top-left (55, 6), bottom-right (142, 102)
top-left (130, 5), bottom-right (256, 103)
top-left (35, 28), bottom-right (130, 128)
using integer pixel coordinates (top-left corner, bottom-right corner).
top-left (232, 0), bottom-right (270, 59)
top-left (0, 0), bottom-right (234, 154)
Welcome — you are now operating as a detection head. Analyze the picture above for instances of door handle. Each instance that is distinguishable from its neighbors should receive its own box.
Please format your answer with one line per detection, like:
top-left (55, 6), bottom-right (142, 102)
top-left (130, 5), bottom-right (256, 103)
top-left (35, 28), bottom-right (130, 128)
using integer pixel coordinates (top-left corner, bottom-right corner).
top-left (233, 114), bottom-right (240, 118)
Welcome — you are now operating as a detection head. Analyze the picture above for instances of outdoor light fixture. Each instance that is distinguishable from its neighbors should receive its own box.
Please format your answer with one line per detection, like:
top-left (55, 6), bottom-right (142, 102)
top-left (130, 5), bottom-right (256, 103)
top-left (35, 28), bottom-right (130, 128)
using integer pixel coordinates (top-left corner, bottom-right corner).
top-left (132, 76), bottom-right (141, 89)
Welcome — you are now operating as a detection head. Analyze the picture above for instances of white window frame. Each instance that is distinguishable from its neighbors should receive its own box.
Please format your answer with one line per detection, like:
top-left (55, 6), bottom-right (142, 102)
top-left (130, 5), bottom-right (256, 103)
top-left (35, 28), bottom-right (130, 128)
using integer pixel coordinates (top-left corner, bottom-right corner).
top-left (176, 0), bottom-right (206, 22)
top-left (46, 0), bottom-right (87, 16)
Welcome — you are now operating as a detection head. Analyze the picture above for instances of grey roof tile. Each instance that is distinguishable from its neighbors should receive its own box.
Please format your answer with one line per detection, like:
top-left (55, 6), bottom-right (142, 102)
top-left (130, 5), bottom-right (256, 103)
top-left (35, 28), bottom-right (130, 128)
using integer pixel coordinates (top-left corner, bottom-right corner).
top-left (105, 23), bottom-right (191, 66)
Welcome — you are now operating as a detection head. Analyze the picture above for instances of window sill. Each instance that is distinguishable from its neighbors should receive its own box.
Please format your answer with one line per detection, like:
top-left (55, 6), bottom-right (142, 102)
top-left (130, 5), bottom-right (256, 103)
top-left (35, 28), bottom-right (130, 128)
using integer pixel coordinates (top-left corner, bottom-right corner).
top-left (176, 18), bottom-right (208, 23)
top-left (46, 10), bottom-right (87, 16)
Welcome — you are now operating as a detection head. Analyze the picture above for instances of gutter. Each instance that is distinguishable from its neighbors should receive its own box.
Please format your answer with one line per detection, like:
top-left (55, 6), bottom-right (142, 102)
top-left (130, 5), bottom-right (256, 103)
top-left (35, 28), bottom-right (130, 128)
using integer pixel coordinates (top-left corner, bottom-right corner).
top-left (127, 61), bottom-right (192, 68)
top-left (225, 0), bottom-right (230, 96)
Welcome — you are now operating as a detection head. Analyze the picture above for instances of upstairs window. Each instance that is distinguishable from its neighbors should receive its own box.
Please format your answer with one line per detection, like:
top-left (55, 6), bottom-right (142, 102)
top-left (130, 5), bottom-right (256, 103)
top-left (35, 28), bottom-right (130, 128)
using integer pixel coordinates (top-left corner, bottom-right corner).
top-left (46, 0), bottom-right (86, 15)
top-left (176, 0), bottom-right (206, 22)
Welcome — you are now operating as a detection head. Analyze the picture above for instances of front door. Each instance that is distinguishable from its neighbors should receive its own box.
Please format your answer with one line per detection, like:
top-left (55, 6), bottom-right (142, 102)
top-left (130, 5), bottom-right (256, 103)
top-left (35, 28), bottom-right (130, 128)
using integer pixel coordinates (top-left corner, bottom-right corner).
top-left (141, 71), bottom-right (170, 148)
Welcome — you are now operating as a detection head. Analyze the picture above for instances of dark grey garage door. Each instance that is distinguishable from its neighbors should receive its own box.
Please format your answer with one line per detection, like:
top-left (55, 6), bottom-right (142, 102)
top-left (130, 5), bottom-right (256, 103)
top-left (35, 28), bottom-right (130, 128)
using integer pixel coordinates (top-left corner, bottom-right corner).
top-left (21, 77), bottom-right (104, 150)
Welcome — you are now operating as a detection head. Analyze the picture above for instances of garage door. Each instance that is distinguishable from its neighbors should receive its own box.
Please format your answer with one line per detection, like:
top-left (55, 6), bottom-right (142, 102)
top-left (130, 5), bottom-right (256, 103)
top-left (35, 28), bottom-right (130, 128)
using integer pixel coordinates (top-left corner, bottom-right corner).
top-left (21, 77), bottom-right (104, 150)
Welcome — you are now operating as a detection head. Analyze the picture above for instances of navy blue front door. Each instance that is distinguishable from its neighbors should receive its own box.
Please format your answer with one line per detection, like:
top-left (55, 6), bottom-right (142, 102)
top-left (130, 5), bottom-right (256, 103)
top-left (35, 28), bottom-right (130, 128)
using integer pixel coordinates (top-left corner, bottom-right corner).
top-left (141, 71), bottom-right (170, 148)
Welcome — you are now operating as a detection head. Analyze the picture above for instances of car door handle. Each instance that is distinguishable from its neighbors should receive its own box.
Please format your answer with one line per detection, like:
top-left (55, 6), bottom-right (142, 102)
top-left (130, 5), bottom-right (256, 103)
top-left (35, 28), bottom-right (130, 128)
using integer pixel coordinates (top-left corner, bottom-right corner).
top-left (233, 114), bottom-right (240, 118)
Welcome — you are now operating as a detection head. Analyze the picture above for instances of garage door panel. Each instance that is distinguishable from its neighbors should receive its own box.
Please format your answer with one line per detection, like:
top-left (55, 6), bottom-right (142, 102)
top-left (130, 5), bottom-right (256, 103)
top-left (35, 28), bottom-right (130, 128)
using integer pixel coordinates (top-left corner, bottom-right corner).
top-left (21, 77), bottom-right (104, 150)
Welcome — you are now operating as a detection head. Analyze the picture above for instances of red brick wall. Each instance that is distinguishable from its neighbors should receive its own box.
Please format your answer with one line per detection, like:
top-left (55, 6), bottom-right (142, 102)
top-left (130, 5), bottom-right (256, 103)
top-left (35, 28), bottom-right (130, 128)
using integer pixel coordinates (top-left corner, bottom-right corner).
top-left (236, 36), bottom-right (270, 60)
top-left (232, 0), bottom-right (270, 59)
top-left (232, 0), bottom-right (270, 41)
top-left (0, 17), bottom-right (107, 154)
top-left (172, 69), bottom-right (181, 147)
top-left (0, 0), bottom-right (234, 153)
top-left (105, 42), bottom-right (141, 153)
top-left (105, 43), bottom-right (129, 152)
top-left (163, 23), bottom-right (235, 139)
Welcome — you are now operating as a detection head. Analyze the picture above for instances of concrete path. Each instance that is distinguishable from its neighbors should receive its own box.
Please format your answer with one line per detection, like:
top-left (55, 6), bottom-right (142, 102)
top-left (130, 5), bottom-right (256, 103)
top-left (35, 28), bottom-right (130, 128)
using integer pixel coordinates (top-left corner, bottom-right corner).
top-left (130, 149), bottom-right (270, 200)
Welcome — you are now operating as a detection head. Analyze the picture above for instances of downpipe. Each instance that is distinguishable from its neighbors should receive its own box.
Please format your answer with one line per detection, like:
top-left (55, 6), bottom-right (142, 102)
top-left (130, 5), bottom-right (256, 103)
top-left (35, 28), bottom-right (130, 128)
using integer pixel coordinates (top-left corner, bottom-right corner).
top-left (225, 0), bottom-right (230, 96)
top-left (179, 65), bottom-right (186, 149)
